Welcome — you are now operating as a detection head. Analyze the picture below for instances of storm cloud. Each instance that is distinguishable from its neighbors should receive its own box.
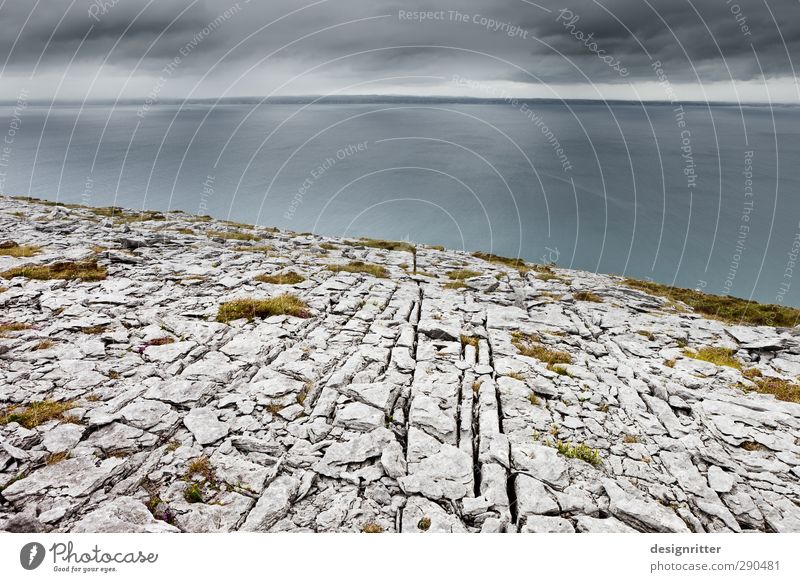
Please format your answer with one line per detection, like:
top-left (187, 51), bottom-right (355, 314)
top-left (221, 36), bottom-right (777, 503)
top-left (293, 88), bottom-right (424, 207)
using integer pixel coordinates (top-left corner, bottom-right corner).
top-left (0, 0), bottom-right (797, 101)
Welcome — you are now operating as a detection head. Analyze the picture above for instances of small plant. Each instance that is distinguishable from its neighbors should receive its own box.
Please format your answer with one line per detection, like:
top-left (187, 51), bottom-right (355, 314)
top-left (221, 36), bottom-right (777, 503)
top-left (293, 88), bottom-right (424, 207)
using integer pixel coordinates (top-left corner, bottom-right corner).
top-left (267, 403), bottom-right (284, 414)
top-left (683, 347), bottom-right (742, 370)
top-left (217, 294), bottom-right (311, 322)
top-left (547, 363), bottom-right (571, 376)
top-left (147, 337), bottom-right (175, 347)
top-left (296, 382), bottom-right (312, 406)
top-left (33, 339), bottom-right (54, 351)
top-left (417, 517), bottom-right (431, 531)
top-left (623, 434), bottom-right (641, 444)
top-left (1, 260), bottom-right (107, 282)
top-left (740, 441), bottom-right (767, 452)
top-left (186, 456), bottom-right (214, 482)
top-left (443, 281), bottom-right (469, 290)
top-left (637, 330), bottom-right (655, 341)
top-left (255, 271), bottom-right (306, 285)
top-left (472, 380), bottom-right (483, 393)
top-left (0, 242), bottom-right (41, 257)
top-left (0, 400), bottom-right (77, 429)
top-left (573, 291), bottom-right (603, 303)
top-left (319, 242), bottom-right (338, 251)
top-left (551, 440), bottom-right (602, 466)
top-left (234, 245), bottom-right (274, 253)
top-left (460, 334), bottom-right (479, 349)
top-left (175, 228), bottom-right (194, 235)
top-left (184, 482), bottom-right (204, 503)
top-left (528, 392), bottom-right (540, 406)
top-left (448, 269), bottom-right (480, 281)
top-left (664, 359), bottom-right (676, 368)
top-left (327, 261), bottom-right (389, 278)
top-left (81, 325), bottom-right (108, 335)
top-left (361, 522), bottom-right (384, 533)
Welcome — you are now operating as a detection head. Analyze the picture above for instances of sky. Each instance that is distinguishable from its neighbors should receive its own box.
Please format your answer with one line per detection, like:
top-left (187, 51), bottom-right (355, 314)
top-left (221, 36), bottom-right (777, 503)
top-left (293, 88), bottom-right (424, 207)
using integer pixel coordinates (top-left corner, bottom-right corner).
top-left (0, 0), bottom-right (798, 103)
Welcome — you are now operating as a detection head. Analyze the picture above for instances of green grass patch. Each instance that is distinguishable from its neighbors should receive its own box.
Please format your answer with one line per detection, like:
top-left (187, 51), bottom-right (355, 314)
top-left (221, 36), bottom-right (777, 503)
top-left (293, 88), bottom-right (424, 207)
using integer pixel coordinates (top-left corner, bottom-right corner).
top-left (255, 271), bottom-right (305, 285)
top-left (0, 243), bottom-right (41, 258)
top-left (217, 294), bottom-right (311, 322)
top-left (511, 331), bottom-right (572, 366)
top-left (0, 400), bottom-right (77, 429)
top-left (742, 375), bottom-right (800, 404)
top-left (472, 251), bottom-right (531, 272)
top-left (683, 347), bottom-right (742, 369)
top-left (1, 260), bottom-right (107, 282)
top-left (550, 440), bottom-right (602, 466)
top-left (327, 261), bottom-right (389, 278)
top-left (352, 238), bottom-right (416, 254)
top-left (624, 278), bottom-right (800, 327)
top-left (447, 269), bottom-right (480, 280)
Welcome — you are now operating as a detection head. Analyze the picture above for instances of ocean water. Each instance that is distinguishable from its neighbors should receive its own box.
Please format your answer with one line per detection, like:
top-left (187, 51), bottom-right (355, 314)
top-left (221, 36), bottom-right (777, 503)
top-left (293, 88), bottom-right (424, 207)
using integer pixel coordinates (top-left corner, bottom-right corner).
top-left (1, 100), bottom-right (799, 306)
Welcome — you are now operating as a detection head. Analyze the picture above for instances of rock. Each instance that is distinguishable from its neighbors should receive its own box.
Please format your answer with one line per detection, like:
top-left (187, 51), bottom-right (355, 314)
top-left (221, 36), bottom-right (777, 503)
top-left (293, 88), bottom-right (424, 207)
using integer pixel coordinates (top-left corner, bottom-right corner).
top-left (520, 515), bottom-right (575, 533)
top-left (314, 428), bottom-right (395, 478)
top-left (602, 479), bottom-right (690, 533)
top-left (707, 465), bottom-right (736, 493)
top-left (333, 402), bottom-right (384, 432)
top-left (401, 495), bottom-right (467, 533)
top-left (42, 423), bottom-right (85, 453)
top-left (575, 515), bottom-right (636, 533)
top-left (3, 457), bottom-right (126, 503)
top-left (71, 497), bottom-right (180, 533)
top-left (515, 475), bottom-right (559, 516)
top-left (184, 407), bottom-right (229, 445)
top-left (399, 443), bottom-right (473, 501)
top-left (380, 441), bottom-right (407, 478)
top-left (240, 475), bottom-right (299, 532)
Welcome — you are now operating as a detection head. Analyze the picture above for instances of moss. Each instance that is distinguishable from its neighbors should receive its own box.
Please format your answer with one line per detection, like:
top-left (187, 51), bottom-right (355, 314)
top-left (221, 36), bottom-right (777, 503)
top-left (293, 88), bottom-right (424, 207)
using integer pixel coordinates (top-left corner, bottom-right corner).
top-left (0, 243), bottom-right (41, 258)
top-left (417, 517), bottom-right (431, 531)
top-left (327, 261), bottom-right (389, 278)
top-left (208, 230), bottom-right (261, 242)
top-left (217, 294), bottom-right (311, 322)
top-left (624, 277), bottom-right (800, 327)
top-left (684, 347), bottom-right (742, 370)
top-left (573, 291), bottom-right (603, 303)
top-left (0, 400), bottom-right (77, 429)
top-left (511, 332), bottom-right (572, 366)
top-left (361, 522), bottom-right (384, 533)
top-left (447, 269), bottom-right (480, 281)
top-left (255, 271), bottom-right (305, 285)
top-left (1, 260), bottom-right (107, 282)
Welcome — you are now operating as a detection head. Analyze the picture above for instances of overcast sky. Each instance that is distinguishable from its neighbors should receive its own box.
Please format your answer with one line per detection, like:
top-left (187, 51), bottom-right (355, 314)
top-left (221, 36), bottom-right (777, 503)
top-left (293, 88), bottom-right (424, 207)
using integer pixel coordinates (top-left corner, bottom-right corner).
top-left (0, 0), bottom-right (798, 102)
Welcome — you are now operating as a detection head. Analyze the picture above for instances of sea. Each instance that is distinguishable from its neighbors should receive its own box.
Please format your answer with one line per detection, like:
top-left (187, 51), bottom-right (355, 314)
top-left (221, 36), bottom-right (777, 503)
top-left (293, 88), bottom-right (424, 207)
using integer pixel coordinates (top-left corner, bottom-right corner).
top-left (1, 97), bottom-right (799, 306)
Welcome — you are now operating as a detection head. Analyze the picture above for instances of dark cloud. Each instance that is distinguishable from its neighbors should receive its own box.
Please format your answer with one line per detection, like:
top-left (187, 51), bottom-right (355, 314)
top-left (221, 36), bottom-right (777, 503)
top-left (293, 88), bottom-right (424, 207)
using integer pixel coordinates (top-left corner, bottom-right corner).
top-left (0, 0), bottom-right (797, 99)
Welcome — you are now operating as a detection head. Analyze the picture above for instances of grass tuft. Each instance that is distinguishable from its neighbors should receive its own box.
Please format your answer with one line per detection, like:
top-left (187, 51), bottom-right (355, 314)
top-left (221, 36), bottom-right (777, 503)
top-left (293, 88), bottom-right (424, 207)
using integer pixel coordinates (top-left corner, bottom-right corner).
top-left (742, 376), bottom-right (800, 404)
top-left (361, 522), bottom-right (384, 533)
top-left (0, 242), bottom-right (41, 257)
top-left (208, 230), bottom-right (261, 242)
top-left (327, 261), bottom-right (388, 278)
top-left (0, 400), bottom-right (77, 429)
top-left (1, 260), bottom-right (106, 282)
top-left (217, 294), bottom-right (311, 322)
top-left (417, 517), bottom-right (431, 531)
top-left (447, 269), bottom-right (480, 281)
top-left (511, 331), bottom-right (572, 366)
top-left (624, 277), bottom-right (800, 327)
top-left (684, 347), bottom-right (742, 369)
top-left (550, 440), bottom-right (602, 466)
top-left (255, 271), bottom-right (305, 285)
top-left (573, 291), bottom-right (603, 303)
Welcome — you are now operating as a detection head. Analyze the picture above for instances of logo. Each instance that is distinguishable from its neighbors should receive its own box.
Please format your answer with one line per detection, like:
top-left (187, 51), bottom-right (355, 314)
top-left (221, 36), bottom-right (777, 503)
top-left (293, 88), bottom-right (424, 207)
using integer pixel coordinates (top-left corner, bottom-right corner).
top-left (20, 542), bottom-right (46, 570)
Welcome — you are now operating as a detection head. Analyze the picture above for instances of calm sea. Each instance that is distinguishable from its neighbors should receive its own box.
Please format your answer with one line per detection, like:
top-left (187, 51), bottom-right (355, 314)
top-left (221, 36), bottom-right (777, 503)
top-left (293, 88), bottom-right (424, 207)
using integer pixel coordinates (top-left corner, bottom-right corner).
top-left (1, 100), bottom-right (799, 306)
